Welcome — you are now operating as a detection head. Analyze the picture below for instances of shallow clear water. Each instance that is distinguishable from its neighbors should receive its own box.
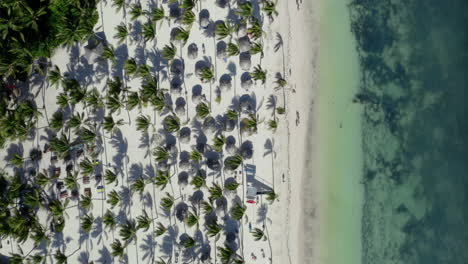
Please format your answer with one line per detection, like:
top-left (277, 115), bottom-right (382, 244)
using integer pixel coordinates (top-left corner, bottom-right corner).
top-left (348, 0), bottom-right (468, 263)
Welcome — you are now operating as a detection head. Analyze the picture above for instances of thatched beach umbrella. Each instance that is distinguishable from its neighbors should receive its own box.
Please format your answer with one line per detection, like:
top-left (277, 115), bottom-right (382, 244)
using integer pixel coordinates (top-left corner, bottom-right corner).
top-left (171, 59), bottom-right (184, 75)
top-left (238, 36), bottom-right (251, 53)
top-left (171, 77), bottom-right (183, 95)
top-left (188, 43), bottom-right (198, 60)
top-left (175, 97), bottom-right (186, 116)
top-left (241, 72), bottom-right (253, 90)
top-left (203, 116), bottom-right (217, 136)
top-left (223, 118), bottom-right (236, 132)
top-left (199, 9), bottom-right (210, 28)
top-left (216, 0), bottom-right (228, 8)
top-left (179, 127), bottom-right (191, 144)
top-left (219, 74), bottom-right (232, 92)
top-left (239, 52), bottom-right (251, 71)
top-left (216, 41), bottom-right (227, 59)
top-left (195, 60), bottom-right (211, 79)
top-left (225, 136), bottom-right (238, 154)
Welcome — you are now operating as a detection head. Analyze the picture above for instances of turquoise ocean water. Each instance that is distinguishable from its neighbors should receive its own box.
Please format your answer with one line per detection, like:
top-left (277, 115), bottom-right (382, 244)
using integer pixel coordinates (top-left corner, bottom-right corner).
top-left (348, 0), bottom-right (468, 263)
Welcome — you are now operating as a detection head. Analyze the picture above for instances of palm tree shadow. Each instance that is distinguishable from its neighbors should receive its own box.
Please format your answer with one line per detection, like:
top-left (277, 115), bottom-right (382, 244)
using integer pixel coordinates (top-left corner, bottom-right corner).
top-left (110, 130), bottom-right (128, 171)
top-left (256, 203), bottom-right (268, 224)
top-left (140, 233), bottom-right (157, 262)
top-left (96, 245), bottom-right (113, 264)
top-left (113, 44), bottom-right (129, 79)
top-left (266, 95), bottom-right (277, 111)
top-left (119, 186), bottom-right (133, 213)
top-left (160, 225), bottom-right (179, 258)
top-left (91, 216), bottom-right (103, 242)
top-left (138, 132), bottom-right (151, 158)
top-left (263, 138), bottom-right (275, 157)
top-left (78, 251), bottom-right (90, 264)
top-left (274, 33), bottom-right (283, 53)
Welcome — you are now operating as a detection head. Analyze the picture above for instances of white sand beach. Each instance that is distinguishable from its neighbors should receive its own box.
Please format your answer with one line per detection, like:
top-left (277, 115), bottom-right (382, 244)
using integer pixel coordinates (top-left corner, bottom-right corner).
top-left (0, 0), bottom-right (328, 263)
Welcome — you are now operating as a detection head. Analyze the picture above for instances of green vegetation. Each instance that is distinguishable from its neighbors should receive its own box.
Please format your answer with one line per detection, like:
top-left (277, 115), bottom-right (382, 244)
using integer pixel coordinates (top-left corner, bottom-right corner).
top-left (0, 0), bottom-right (99, 80)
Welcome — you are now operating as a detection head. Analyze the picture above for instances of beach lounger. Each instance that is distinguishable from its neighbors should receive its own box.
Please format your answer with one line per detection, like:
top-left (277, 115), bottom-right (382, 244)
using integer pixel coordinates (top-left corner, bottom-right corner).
top-left (97, 185), bottom-right (104, 193)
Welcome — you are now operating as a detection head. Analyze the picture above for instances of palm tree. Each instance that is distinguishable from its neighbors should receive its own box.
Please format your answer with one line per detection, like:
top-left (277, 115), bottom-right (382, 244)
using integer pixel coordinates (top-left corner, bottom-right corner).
top-left (191, 172), bottom-right (205, 189)
top-left (142, 21), bottom-right (156, 42)
top-left (9, 254), bottom-right (25, 264)
top-left (85, 88), bottom-right (104, 109)
top-left (54, 250), bottom-right (67, 264)
top-left (9, 154), bottom-right (24, 167)
top-left (102, 44), bottom-right (116, 63)
top-left (250, 41), bottom-right (264, 57)
top-left (107, 76), bottom-right (123, 96)
top-left (224, 180), bottom-right (239, 191)
top-left (136, 114), bottom-right (151, 132)
top-left (49, 134), bottom-right (70, 157)
top-left (151, 91), bottom-right (167, 113)
top-left (154, 222), bottom-right (167, 237)
top-left (185, 210), bottom-right (199, 228)
top-left (56, 93), bottom-right (69, 108)
top-left (225, 154), bottom-right (243, 170)
top-left (190, 149), bottom-right (202, 163)
top-left (215, 21), bottom-right (236, 40)
top-left (48, 65), bottom-right (62, 88)
top-left (247, 19), bottom-right (263, 40)
top-left (80, 195), bottom-right (93, 211)
top-left (160, 192), bottom-right (174, 210)
top-left (262, 0), bottom-right (279, 20)
top-left (111, 239), bottom-right (125, 259)
top-left (103, 209), bottom-right (117, 230)
top-left (131, 178), bottom-right (146, 195)
top-left (268, 119), bottom-right (277, 132)
top-left (236, 2), bottom-right (253, 21)
top-left (151, 6), bottom-right (166, 25)
top-left (163, 115), bottom-right (180, 133)
top-left (50, 111), bottom-right (64, 131)
top-left (181, 10), bottom-right (195, 26)
top-left (174, 27), bottom-right (190, 45)
top-left (112, 0), bottom-right (126, 12)
top-left (129, 2), bottom-right (143, 21)
top-left (200, 67), bottom-right (214, 82)
top-left (103, 115), bottom-right (124, 134)
top-left (81, 213), bottom-right (95, 234)
top-left (266, 191), bottom-right (279, 204)
top-left (68, 113), bottom-right (84, 130)
top-left (105, 169), bottom-right (119, 186)
top-left (107, 190), bottom-right (121, 208)
top-left (29, 254), bottom-right (45, 264)
top-left (206, 222), bottom-right (222, 237)
top-left (161, 43), bottom-right (177, 62)
top-left (106, 95), bottom-right (124, 114)
top-left (208, 183), bottom-right (223, 202)
top-left (201, 200), bottom-right (214, 215)
top-left (241, 114), bottom-right (258, 133)
top-left (226, 109), bottom-right (238, 120)
top-left (196, 102), bottom-right (210, 119)
top-left (230, 202), bottom-right (246, 221)
top-left (80, 158), bottom-right (97, 176)
top-left (227, 42), bottom-right (240, 57)
top-left (180, 0), bottom-right (196, 9)
top-left (251, 227), bottom-right (266, 241)
top-left (181, 235), bottom-right (196, 248)
top-left (251, 64), bottom-right (267, 84)
top-left (126, 91), bottom-right (141, 110)
top-left (153, 146), bottom-right (170, 163)
top-left (80, 127), bottom-right (97, 143)
top-left (119, 220), bottom-right (137, 243)
top-left (213, 134), bottom-right (226, 151)
top-left (114, 23), bottom-right (128, 44)
top-left (64, 171), bottom-right (79, 190)
top-left (217, 244), bottom-right (235, 264)
top-left (124, 58), bottom-right (138, 77)
top-left (136, 210), bottom-right (151, 231)
top-left (31, 224), bottom-right (49, 246)
top-left (154, 170), bottom-right (170, 190)
top-left (49, 199), bottom-right (68, 219)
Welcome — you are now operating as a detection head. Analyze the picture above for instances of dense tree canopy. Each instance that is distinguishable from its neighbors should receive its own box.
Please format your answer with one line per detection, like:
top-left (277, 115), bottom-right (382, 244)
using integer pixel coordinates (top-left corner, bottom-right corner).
top-left (0, 0), bottom-right (99, 81)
